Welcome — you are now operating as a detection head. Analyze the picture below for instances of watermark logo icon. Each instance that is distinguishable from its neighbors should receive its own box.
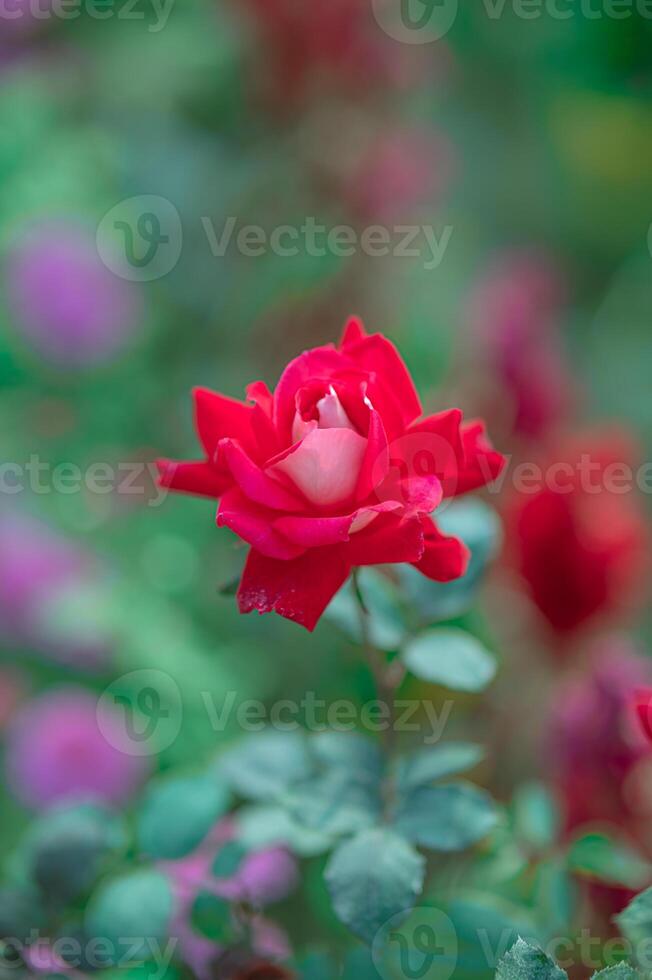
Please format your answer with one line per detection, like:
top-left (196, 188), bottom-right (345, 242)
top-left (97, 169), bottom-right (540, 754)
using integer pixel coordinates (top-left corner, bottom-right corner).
top-left (373, 908), bottom-right (458, 980)
top-left (97, 195), bottom-right (182, 282)
top-left (372, 0), bottom-right (458, 43)
top-left (97, 669), bottom-right (183, 757)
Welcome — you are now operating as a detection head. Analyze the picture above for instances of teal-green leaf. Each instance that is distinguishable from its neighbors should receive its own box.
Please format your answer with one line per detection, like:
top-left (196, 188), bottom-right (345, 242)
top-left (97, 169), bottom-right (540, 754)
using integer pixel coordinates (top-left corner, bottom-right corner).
top-left (533, 858), bottom-right (575, 936)
top-left (325, 829), bottom-right (425, 943)
top-left (138, 772), bottom-right (230, 860)
top-left (85, 870), bottom-right (173, 963)
top-left (190, 893), bottom-right (234, 943)
top-left (20, 803), bottom-right (127, 904)
top-left (236, 805), bottom-right (334, 857)
top-left (402, 629), bottom-right (496, 692)
top-left (285, 770), bottom-right (381, 837)
top-left (496, 938), bottom-right (567, 979)
top-left (513, 783), bottom-right (560, 851)
top-left (395, 782), bottom-right (499, 852)
top-left (616, 886), bottom-right (652, 956)
top-left (310, 731), bottom-right (384, 785)
top-left (211, 841), bottom-right (247, 879)
top-left (219, 731), bottom-right (312, 801)
top-left (568, 833), bottom-right (650, 889)
top-left (396, 742), bottom-right (485, 792)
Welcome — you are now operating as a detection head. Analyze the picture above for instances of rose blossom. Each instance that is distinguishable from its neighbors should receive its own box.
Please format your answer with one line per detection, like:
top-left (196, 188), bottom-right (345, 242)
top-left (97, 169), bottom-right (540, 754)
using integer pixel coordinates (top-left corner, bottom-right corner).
top-left (504, 432), bottom-right (648, 638)
top-left (548, 640), bottom-right (652, 832)
top-left (548, 641), bottom-right (652, 921)
top-left (159, 318), bottom-right (504, 630)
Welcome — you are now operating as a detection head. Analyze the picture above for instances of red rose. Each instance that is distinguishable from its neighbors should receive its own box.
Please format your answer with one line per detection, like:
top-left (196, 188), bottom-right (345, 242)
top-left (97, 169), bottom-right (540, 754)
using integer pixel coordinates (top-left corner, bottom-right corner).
top-left (506, 433), bottom-right (648, 637)
top-left (159, 318), bottom-right (504, 630)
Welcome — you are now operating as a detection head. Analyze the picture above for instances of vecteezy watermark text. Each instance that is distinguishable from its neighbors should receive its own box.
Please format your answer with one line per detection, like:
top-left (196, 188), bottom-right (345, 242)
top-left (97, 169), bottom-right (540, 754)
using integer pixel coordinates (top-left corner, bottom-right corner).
top-left (0, 456), bottom-right (167, 506)
top-left (372, 0), bottom-right (652, 45)
top-left (98, 672), bottom-right (456, 758)
top-left (201, 691), bottom-right (453, 745)
top-left (0, 0), bottom-right (174, 32)
top-left (1, 931), bottom-right (177, 980)
top-left (201, 216), bottom-right (454, 271)
top-left (96, 196), bottom-right (454, 282)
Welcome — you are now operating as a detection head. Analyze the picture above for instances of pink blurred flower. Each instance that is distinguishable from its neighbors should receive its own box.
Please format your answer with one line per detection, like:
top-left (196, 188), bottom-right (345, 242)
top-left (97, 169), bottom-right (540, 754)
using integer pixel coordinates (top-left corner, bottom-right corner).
top-left (468, 251), bottom-right (572, 440)
top-left (227, 846), bottom-right (298, 907)
top-left (0, 512), bottom-right (110, 668)
top-left (5, 686), bottom-right (148, 810)
top-left (5, 220), bottom-right (143, 369)
top-left (345, 128), bottom-right (454, 224)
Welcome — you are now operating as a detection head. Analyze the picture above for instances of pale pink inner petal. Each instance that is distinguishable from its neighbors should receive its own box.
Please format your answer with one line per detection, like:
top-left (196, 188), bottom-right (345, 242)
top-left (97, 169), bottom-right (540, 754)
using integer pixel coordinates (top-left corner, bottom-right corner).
top-left (291, 387), bottom-right (356, 443)
top-left (269, 427), bottom-right (367, 508)
top-left (316, 389), bottom-right (356, 430)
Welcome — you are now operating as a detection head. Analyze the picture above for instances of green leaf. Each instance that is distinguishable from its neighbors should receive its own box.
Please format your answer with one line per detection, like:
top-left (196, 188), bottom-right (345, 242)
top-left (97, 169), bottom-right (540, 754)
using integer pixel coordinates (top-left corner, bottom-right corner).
top-left (310, 731), bottom-right (384, 785)
top-left (85, 870), bottom-right (173, 963)
top-left (21, 804), bottom-right (127, 904)
top-left (190, 893), bottom-right (234, 943)
top-left (138, 772), bottom-right (230, 859)
top-left (285, 771), bottom-right (381, 837)
top-left (496, 938), bottom-right (567, 979)
top-left (325, 829), bottom-right (425, 943)
top-left (325, 570), bottom-right (407, 651)
top-left (568, 833), bottom-right (650, 889)
top-left (219, 731), bottom-right (312, 801)
top-left (211, 841), bottom-right (247, 879)
top-left (395, 782), bottom-right (499, 852)
top-left (533, 859), bottom-right (575, 936)
top-left (396, 742), bottom-right (485, 792)
top-left (402, 628), bottom-right (496, 692)
top-left (513, 783), bottom-right (560, 851)
top-left (591, 966), bottom-right (638, 978)
top-left (236, 805), bottom-right (333, 857)
top-left (616, 887), bottom-right (652, 958)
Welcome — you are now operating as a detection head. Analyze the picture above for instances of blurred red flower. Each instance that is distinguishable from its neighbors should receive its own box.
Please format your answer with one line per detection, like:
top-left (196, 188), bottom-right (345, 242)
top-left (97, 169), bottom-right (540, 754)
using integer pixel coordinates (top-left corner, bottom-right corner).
top-left (234, 0), bottom-right (426, 107)
top-left (505, 433), bottom-right (648, 638)
top-left (159, 318), bottom-right (503, 630)
top-left (549, 641), bottom-right (652, 831)
top-left (548, 642), bottom-right (652, 923)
